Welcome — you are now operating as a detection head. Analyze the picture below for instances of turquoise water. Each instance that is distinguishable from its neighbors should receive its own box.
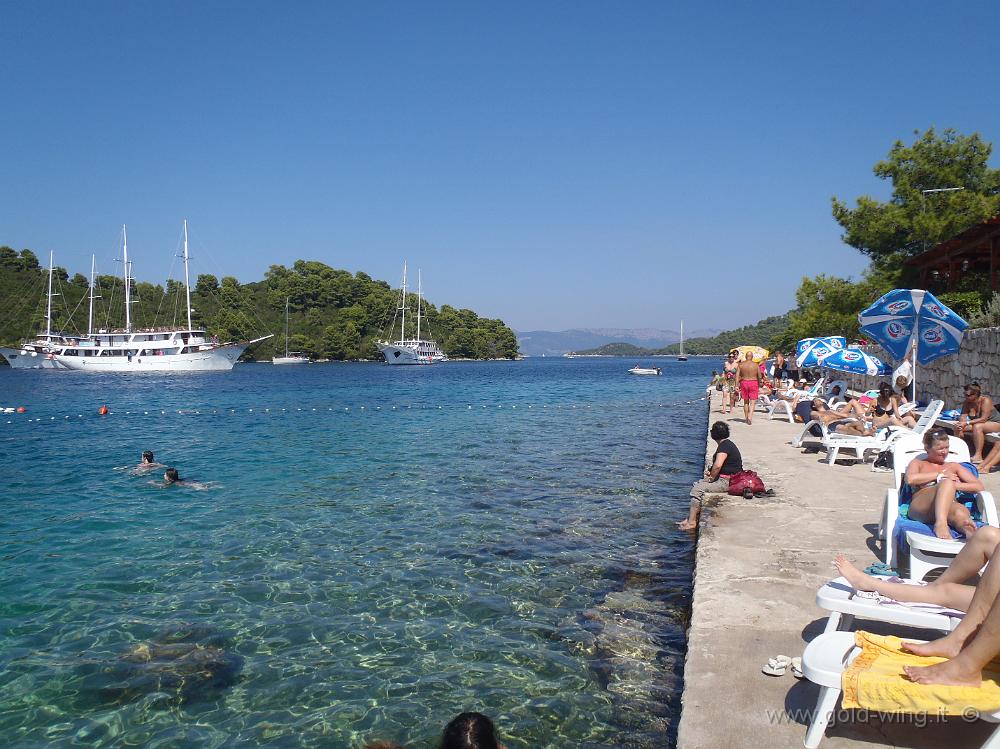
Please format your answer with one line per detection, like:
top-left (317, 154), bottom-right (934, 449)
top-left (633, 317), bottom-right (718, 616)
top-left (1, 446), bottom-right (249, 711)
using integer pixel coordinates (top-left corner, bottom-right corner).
top-left (1, 358), bottom-right (713, 748)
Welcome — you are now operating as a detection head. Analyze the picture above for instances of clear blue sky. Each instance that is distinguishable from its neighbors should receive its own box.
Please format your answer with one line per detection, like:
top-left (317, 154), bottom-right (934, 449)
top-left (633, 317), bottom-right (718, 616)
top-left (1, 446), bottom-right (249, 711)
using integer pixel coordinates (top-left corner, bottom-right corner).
top-left (2, 2), bottom-right (998, 332)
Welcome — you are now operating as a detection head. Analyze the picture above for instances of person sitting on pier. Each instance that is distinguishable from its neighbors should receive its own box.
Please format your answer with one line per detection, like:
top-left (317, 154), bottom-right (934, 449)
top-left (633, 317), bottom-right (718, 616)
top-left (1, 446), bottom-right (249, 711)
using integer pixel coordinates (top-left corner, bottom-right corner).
top-left (904, 428), bottom-right (984, 540)
top-left (677, 421), bottom-right (742, 531)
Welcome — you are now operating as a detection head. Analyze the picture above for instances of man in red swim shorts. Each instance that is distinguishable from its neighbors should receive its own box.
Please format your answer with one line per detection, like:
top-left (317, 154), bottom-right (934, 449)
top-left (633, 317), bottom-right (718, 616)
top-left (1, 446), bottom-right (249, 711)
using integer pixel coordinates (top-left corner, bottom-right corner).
top-left (737, 352), bottom-right (762, 425)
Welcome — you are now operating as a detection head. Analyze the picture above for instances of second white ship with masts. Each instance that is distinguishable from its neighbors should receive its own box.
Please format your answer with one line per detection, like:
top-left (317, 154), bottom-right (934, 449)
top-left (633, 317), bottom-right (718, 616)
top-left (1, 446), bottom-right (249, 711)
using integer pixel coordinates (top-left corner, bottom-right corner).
top-left (52, 222), bottom-right (270, 372)
top-left (376, 263), bottom-right (448, 365)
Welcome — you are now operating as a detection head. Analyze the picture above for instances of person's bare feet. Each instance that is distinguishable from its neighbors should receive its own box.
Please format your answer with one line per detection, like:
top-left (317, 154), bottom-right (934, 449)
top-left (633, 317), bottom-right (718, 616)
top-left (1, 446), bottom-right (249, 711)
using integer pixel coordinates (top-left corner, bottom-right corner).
top-left (904, 658), bottom-right (982, 687)
top-left (902, 631), bottom-right (965, 658)
top-left (834, 554), bottom-right (878, 591)
top-left (959, 520), bottom-right (978, 538)
top-left (933, 522), bottom-right (953, 540)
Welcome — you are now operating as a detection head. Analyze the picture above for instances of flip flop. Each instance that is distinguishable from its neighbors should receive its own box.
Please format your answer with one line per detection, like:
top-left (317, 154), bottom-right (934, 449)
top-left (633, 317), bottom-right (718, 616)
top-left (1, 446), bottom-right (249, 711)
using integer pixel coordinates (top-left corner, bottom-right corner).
top-left (790, 656), bottom-right (803, 679)
top-left (762, 654), bottom-right (791, 676)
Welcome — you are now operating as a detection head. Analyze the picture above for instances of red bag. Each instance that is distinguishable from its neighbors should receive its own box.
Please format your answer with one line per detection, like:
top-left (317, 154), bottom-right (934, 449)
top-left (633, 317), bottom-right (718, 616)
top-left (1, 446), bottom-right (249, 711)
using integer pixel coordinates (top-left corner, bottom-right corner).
top-left (728, 470), bottom-right (766, 496)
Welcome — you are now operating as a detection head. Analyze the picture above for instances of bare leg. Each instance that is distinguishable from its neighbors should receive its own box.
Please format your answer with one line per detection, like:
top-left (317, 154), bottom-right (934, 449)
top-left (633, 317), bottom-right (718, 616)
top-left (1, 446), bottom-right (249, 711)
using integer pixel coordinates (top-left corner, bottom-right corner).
top-left (905, 542), bottom-right (1000, 658)
top-left (972, 422), bottom-right (1000, 462)
top-left (748, 398), bottom-right (757, 424)
top-left (934, 526), bottom-right (1000, 585)
top-left (980, 441), bottom-right (1000, 473)
top-left (676, 499), bottom-right (699, 531)
top-left (908, 481), bottom-right (959, 540)
top-left (743, 392), bottom-right (752, 424)
top-left (834, 554), bottom-right (975, 611)
top-left (905, 588), bottom-right (1000, 686)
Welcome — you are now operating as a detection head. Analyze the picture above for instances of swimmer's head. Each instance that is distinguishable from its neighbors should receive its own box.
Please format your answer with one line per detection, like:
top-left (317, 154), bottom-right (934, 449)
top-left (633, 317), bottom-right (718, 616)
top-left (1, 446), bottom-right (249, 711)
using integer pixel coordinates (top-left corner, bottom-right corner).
top-left (164, 467), bottom-right (180, 484)
top-left (142, 450), bottom-right (154, 463)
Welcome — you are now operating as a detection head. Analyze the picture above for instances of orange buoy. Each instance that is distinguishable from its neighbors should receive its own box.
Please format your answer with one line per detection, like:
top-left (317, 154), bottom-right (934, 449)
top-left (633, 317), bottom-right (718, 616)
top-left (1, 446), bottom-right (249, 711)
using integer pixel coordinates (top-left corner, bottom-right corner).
top-left (16, 406), bottom-right (26, 413)
top-left (98, 405), bottom-right (109, 416)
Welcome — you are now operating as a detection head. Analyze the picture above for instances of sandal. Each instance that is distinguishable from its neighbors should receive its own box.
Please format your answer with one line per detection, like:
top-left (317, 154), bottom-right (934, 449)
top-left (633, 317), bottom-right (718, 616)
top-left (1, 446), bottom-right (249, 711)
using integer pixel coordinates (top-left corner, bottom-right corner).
top-left (762, 654), bottom-right (791, 676)
top-left (790, 656), bottom-right (803, 679)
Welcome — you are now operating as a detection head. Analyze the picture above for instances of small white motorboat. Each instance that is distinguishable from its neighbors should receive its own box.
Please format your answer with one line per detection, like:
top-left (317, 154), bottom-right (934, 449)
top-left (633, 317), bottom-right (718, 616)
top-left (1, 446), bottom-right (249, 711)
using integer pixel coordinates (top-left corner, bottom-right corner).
top-left (628, 366), bottom-right (662, 376)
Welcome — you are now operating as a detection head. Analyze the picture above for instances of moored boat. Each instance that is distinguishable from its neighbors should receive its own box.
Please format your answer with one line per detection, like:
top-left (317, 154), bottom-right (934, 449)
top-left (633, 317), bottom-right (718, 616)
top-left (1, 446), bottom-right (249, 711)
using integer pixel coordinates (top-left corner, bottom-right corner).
top-left (52, 222), bottom-right (271, 372)
top-left (628, 365), bottom-right (662, 376)
top-left (377, 264), bottom-right (447, 365)
top-left (273, 298), bottom-right (309, 365)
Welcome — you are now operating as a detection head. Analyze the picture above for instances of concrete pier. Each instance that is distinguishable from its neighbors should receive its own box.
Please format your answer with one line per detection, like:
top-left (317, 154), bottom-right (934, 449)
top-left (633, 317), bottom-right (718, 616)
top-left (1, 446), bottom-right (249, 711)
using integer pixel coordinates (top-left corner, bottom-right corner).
top-left (676, 392), bottom-right (1000, 748)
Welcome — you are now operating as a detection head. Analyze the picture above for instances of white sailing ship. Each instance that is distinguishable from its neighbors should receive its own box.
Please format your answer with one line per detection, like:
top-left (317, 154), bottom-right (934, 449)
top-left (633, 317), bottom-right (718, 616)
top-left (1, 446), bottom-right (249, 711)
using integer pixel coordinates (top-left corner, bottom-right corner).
top-left (376, 263), bottom-right (448, 365)
top-left (0, 252), bottom-right (81, 369)
top-left (677, 320), bottom-right (688, 361)
top-left (273, 297), bottom-right (309, 365)
top-left (51, 222), bottom-right (270, 372)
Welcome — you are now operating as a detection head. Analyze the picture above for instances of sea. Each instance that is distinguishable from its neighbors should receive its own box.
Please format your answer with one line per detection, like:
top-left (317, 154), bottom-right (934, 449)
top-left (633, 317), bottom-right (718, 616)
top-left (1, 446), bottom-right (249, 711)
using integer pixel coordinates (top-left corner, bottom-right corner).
top-left (0, 356), bottom-right (716, 749)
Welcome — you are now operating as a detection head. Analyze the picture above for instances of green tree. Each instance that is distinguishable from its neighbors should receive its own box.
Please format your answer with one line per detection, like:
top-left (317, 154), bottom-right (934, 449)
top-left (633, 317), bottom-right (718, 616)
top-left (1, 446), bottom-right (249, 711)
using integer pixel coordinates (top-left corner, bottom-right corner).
top-left (832, 128), bottom-right (1000, 276)
top-left (20, 249), bottom-right (40, 270)
top-left (196, 274), bottom-right (219, 294)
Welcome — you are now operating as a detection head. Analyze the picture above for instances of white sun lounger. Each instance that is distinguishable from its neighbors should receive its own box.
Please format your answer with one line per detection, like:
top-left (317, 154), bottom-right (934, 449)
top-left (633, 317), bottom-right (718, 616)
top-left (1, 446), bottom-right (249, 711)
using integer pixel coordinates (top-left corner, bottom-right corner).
top-left (801, 631), bottom-right (1000, 748)
top-left (879, 433), bottom-right (999, 580)
top-left (816, 576), bottom-right (964, 634)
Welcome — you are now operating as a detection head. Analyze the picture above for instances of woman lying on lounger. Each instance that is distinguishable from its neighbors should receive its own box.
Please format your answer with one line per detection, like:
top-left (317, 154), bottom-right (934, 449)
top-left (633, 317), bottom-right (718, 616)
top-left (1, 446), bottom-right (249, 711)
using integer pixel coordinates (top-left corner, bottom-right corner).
top-left (834, 524), bottom-right (1000, 614)
top-left (905, 428), bottom-right (985, 540)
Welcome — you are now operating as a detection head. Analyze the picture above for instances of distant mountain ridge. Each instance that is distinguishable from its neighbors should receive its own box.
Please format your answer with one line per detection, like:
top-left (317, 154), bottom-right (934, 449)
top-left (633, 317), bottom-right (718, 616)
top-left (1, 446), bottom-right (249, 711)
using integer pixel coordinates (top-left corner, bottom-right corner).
top-left (515, 327), bottom-right (722, 357)
top-left (569, 313), bottom-right (791, 357)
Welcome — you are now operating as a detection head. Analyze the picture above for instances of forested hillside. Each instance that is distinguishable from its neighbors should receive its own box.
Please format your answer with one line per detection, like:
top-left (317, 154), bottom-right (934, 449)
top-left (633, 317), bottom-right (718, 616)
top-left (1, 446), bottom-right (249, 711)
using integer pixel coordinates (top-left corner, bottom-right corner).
top-left (0, 248), bottom-right (519, 361)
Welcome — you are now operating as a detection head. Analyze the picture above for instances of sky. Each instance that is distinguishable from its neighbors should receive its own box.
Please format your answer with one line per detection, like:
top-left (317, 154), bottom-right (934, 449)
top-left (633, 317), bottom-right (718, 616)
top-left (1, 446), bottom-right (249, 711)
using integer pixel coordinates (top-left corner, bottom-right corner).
top-left (2, 2), bottom-right (999, 332)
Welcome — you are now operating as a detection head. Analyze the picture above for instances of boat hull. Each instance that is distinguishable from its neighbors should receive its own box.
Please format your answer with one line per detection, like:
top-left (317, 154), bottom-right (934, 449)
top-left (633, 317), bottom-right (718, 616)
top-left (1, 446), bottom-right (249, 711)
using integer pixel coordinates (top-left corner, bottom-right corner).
top-left (53, 344), bottom-right (249, 372)
top-left (628, 367), bottom-right (661, 376)
top-left (377, 343), bottom-right (432, 365)
top-left (0, 347), bottom-right (67, 369)
top-left (272, 356), bottom-right (309, 365)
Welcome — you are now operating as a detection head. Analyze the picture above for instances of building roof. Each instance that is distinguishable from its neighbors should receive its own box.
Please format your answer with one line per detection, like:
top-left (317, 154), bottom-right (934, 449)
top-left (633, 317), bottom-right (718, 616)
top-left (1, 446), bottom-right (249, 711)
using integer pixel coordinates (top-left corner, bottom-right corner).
top-left (906, 214), bottom-right (1000, 268)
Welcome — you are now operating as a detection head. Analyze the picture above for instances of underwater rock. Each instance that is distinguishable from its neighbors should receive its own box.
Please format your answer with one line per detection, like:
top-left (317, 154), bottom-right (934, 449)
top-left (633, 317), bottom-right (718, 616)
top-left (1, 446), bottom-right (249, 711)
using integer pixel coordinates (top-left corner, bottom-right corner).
top-left (84, 624), bottom-right (243, 706)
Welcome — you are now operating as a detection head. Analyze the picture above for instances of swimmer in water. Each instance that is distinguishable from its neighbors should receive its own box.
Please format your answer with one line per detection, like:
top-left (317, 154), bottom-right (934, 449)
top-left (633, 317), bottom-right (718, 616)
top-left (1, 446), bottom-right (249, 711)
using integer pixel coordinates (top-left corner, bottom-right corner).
top-left (156, 467), bottom-right (211, 490)
top-left (131, 450), bottom-right (165, 475)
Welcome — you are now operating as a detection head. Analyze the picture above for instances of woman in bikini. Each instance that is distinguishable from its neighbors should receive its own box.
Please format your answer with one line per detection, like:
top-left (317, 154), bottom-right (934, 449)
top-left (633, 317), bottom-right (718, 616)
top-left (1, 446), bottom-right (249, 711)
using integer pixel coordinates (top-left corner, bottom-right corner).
top-left (721, 351), bottom-right (739, 414)
top-left (954, 383), bottom-right (1000, 463)
top-left (905, 428), bottom-right (984, 540)
top-left (870, 381), bottom-right (917, 429)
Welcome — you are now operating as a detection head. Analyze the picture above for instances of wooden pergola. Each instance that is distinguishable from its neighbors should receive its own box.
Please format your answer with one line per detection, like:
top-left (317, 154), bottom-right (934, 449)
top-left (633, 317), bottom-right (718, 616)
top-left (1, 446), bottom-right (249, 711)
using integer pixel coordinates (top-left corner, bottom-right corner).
top-left (906, 214), bottom-right (1000, 292)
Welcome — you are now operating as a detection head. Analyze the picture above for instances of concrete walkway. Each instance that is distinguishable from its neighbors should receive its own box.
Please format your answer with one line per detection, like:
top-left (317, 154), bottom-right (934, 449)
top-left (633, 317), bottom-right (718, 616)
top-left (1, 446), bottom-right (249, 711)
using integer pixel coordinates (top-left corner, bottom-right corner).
top-left (676, 392), bottom-right (1000, 749)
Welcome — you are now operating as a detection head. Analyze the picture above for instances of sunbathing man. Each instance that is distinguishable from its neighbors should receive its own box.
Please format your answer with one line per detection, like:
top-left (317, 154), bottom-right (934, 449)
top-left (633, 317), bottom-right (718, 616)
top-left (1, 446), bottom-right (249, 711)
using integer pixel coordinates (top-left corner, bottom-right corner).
top-left (905, 428), bottom-right (984, 539)
top-left (806, 399), bottom-right (876, 437)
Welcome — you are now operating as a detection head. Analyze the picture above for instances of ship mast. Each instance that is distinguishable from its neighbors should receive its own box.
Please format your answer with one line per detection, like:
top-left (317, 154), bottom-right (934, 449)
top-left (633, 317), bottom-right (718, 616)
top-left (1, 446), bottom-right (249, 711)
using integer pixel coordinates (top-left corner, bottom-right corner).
top-left (400, 261), bottom-right (407, 342)
top-left (123, 224), bottom-right (132, 333)
top-left (183, 220), bottom-right (193, 331)
top-left (45, 251), bottom-right (54, 337)
top-left (87, 254), bottom-right (97, 336)
top-left (416, 269), bottom-right (422, 342)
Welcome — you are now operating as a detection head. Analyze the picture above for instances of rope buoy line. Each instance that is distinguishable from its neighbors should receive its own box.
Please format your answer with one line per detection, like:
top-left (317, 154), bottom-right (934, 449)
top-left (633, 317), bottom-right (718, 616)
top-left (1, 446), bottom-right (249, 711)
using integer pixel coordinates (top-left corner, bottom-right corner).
top-left (3, 396), bottom-right (710, 426)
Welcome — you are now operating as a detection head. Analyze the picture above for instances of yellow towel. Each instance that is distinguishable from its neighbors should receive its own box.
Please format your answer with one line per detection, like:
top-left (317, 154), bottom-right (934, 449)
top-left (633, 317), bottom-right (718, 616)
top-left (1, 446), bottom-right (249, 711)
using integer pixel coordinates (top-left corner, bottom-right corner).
top-left (842, 631), bottom-right (1000, 715)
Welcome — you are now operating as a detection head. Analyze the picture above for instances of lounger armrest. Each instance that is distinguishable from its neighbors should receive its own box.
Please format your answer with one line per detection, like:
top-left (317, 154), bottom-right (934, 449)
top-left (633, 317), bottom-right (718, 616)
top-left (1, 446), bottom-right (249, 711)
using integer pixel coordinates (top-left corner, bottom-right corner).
top-left (883, 488), bottom-right (901, 566)
top-left (979, 490), bottom-right (999, 528)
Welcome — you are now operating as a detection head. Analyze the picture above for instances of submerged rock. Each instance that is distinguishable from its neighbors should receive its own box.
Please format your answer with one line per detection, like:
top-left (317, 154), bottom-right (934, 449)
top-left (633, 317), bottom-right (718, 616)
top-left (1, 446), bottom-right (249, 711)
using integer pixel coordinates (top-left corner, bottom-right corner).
top-left (83, 624), bottom-right (244, 707)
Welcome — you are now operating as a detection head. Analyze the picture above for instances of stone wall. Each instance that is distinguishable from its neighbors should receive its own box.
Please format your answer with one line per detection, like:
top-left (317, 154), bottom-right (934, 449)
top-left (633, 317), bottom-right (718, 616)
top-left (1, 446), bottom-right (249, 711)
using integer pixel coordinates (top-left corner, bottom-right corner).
top-left (854, 327), bottom-right (1000, 406)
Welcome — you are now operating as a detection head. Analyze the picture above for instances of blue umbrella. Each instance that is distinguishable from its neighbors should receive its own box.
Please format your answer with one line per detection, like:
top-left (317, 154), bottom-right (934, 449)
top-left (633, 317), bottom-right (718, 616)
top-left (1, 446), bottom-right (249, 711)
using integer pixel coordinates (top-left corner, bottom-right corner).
top-left (858, 288), bottom-right (969, 398)
top-left (817, 347), bottom-right (891, 377)
top-left (795, 336), bottom-right (847, 368)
